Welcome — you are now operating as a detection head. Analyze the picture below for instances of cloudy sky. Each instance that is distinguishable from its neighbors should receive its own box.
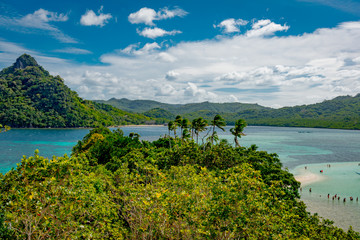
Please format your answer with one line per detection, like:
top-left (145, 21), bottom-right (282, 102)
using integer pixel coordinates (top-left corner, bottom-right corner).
top-left (1, 0), bottom-right (360, 107)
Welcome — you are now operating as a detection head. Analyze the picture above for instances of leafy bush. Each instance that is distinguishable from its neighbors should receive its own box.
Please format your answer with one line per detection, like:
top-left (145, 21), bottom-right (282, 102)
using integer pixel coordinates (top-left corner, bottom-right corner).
top-left (1, 129), bottom-right (359, 239)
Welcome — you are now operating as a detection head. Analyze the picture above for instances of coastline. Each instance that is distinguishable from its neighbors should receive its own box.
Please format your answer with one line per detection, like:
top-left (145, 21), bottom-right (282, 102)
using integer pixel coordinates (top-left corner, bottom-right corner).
top-left (294, 171), bottom-right (326, 186)
top-left (9, 124), bottom-right (166, 130)
top-left (294, 162), bottom-right (360, 233)
top-left (115, 124), bottom-right (165, 128)
top-left (293, 166), bottom-right (327, 186)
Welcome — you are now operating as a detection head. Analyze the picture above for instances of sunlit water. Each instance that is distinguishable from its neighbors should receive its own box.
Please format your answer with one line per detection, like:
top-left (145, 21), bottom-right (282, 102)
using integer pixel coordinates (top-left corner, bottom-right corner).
top-left (0, 126), bottom-right (359, 231)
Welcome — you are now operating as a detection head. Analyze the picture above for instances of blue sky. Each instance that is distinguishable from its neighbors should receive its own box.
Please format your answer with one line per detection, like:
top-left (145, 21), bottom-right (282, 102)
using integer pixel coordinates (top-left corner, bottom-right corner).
top-left (1, 0), bottom-right (360, 107)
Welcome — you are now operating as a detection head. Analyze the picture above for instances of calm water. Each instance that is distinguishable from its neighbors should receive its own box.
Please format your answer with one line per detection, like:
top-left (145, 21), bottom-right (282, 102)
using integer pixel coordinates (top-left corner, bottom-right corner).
top-left (0, 126), bottom-right (359, 231)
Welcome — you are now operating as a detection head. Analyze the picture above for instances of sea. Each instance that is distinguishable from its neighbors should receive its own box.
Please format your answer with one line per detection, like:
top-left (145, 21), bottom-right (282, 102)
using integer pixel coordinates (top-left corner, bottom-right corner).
top-left (0, 126), bottom-right (359, 232)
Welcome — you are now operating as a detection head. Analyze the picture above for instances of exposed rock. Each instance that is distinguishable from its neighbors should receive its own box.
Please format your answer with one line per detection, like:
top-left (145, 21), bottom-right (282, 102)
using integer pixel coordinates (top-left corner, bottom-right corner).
top-left (13, 54), bottom-right (39, 69)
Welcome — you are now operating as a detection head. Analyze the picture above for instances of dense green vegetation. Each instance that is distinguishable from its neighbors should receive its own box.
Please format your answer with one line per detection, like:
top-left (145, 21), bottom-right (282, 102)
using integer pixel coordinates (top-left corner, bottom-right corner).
top-left (95, 98), bottom-right (267, 115)
top-left (143, 108), bottom-right (175, 124)
top-left (3, 54), bottom-right (359, 129)
top-left (0, 54), bottom-right (150, 128)
top-left (1, 116), bottom-right (359, 239)
top-left (0, 124), bottom-right (10, 133)
top-left (231, 94), bottom-right (360, 129)
top-left (98, 94), bottom-right (360, 129)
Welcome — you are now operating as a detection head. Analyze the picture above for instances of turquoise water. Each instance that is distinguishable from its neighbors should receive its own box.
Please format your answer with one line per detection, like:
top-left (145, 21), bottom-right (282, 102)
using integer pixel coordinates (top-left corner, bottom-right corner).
top-left (293, 162), bottom-right (360, 231)
top-left (0, 126), bottom-right (359, 231)
top-left (0, 127), bottom-right (169, 173)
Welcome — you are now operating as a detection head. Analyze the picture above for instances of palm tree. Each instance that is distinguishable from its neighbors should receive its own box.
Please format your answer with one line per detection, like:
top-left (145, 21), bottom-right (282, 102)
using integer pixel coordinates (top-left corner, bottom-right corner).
top-left (181, 118), bottom-right (191, 140)
top-left (167, 121), bottom-right (175, 149)
top-left (230, 119), bottom-right (247, 147)
top-left (174, 115), bottom-right (182, 138)
top-left (192, 117), bottom-right (208, 143)
top-left (129, 132), bottom-right (140, 142)
top-left (191, 119), bottom-right (196, 140)
top-left (182, 128), bottom-right (191, 140)
top-left (168, 121), bottom-right (177, 138)
top-left (209, 114), bottom-right (226, 145)
top-left (168, 121), bottom-right (174, 137)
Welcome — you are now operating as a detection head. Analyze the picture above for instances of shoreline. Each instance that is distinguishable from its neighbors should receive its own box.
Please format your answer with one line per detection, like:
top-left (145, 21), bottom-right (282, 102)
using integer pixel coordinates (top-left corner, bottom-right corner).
top-left (292, 161), bottom-right (360, 187)
top-left (9, 124), bottom-right (166, 130)
top-left (113, 124), bottom-right (165, 128)
top-left (293, 167), bottom-right (327, 186)
top-left (8, 125), bottom-right (360, 130)
top-left (294, 171), bottom-right (326, 186)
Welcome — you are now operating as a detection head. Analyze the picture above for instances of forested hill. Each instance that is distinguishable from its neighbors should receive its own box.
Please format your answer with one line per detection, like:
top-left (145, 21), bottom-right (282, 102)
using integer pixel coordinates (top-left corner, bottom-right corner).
top-left (232, 94), bottom-right (360, 129)
top-left (95, 98), bottom-right (268, 115)
top-left (98, 95), bottom-right (360, 129)
top-left (0, 54), bottom-right (150, 128)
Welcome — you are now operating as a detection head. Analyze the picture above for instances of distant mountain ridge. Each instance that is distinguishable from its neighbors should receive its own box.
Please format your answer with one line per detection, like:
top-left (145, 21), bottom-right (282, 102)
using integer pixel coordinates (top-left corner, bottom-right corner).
top-left (235, 94), bottom-right (360, 129)
top-left (97, 94), bottom-right (360, 129)
top-left (3, 54), bottom-right (359, 129)
top-left (0, 54), bottom-right (150, 128)
top-left (95, 98), bottom-right (268, 114)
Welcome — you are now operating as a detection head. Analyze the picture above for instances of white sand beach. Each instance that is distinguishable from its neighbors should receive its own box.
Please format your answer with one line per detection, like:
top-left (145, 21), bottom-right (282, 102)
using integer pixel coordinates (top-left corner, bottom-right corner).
top-left (294, 169), bottom-right (326, 186)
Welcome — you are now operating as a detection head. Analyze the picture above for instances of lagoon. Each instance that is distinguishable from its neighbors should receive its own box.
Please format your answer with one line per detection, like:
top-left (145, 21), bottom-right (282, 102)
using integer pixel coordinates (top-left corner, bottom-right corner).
top-left (0, 126), bottom-right (359, 231)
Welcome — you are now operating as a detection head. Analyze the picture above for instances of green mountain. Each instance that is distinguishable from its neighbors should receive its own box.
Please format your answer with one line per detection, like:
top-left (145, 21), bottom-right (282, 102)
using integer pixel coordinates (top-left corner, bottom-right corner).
top-left (95, 98), bottom-right (267, 115)
top-left (98, 94), bottom-right (360, 129)
top-left (0, 54), bottom-right (150, 128)
top-left (230, 94), bottom-right (360, 129)
top-left (95, 98), bottom-right (183, 113)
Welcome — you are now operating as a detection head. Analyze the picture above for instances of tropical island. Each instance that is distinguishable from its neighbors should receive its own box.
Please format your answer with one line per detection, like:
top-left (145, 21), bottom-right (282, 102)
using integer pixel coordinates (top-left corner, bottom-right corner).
top-left (1, 117), bottom-right (360, 239)
top-left (0, 54), bottom-right (151, 128)
top-left (1, 54), bottom-right (360, 130)
top-left (96, 94), bottom-right (360, 130)
top-left (1, 55), bottom-right (360, 238)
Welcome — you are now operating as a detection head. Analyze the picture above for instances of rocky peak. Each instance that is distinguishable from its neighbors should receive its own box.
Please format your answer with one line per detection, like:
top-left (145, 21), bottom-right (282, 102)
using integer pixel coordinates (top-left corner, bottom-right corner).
top-left (13, 54), bottom-right (39, 69)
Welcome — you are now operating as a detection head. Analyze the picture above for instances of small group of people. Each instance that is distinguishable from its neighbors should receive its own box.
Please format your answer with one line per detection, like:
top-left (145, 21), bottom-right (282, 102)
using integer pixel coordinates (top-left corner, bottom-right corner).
top-left (328, 193), bottom-right (358, 202)
top-left (303, 189), bottom-right (359, 203)
top-left (319, 163), bottom-right (332, 173)
top-left (301, 164), bottom-right (360, 204)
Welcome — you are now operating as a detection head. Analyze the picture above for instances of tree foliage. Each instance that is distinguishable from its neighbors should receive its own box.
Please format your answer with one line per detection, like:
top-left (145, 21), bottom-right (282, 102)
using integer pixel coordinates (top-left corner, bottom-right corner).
top-left (230, 119), bottom-right (247, 147)
top-left (1, 122), bottom-right (359, 239)
top-left (0, 124), bottom-right (10, 133)
top-left (99, 94), bottom-right (360, 130)
top-left (0, 54), bottom-right (150, 128)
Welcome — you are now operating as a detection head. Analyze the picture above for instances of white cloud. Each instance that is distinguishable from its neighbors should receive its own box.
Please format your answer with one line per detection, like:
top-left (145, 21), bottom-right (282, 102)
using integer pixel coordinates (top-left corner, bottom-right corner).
top-left (0, 39), bottom-right (37, 66)
top-left (165, 70), bottom-right (180, 80)
top-left (155, 83), bottom-right (178, 96)
top-left (120, 43), bottom-right (140, 54)
top-left (298, 0), bottom-right (360, 15)
top-left (24, 8), bottom-right (68, 22)
top-left (120, 42), bottom-right (161, 56)
top-left (54, 47), bottom-right (92, 55)
top-left (353, 56), bottom-right (360, 63)
top-left (0, 38), bottom-right (69, 71)
top-left (138, 42), bottom-right (161, 53)
top-left (4, 20), bottom-right (360, 107)
top-left (128, 7), bottom-right (157, 25)
top-left (95, 20), bottom-right (360, 105)
top-left (246, 19), bottom-right (289, 37)
top-left (185, 82), bottom-right (217, 101)
top-left (157, 52), bottom-right (177, 62)
top-left (157, 7), bottom-right (188, 20)
top-left (0, 9), bottom-right (75, 43)
top-left (214, 18), bottom-right (248, 33)
top-left (137, 27), bottom-right (182, 39)
top-left (128, 7), bottom-right (187, 26)
top-left (215, 71), bottom-right (247, 82)
top-left (80, 6), bottom-right (112, 27)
